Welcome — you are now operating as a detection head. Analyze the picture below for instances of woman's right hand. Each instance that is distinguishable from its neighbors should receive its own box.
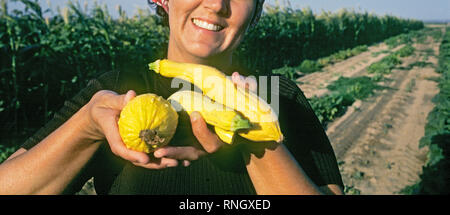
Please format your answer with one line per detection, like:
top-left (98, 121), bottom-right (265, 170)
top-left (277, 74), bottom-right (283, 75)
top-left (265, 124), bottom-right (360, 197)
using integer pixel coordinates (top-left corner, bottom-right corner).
top-left (83, 90), bottom-right (202, 169)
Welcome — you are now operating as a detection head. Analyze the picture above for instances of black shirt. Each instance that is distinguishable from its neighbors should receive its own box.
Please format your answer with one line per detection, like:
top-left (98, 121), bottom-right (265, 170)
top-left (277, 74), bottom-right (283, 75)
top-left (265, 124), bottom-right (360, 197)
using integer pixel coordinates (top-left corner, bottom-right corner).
top-left (21, 67), bottom-right (343, 194)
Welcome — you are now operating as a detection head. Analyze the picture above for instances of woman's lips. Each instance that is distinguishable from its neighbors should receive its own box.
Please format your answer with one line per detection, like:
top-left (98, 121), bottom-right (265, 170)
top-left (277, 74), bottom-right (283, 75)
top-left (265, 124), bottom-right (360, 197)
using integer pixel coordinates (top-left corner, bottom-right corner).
top-left (191, 18), bottom-right (224, 32)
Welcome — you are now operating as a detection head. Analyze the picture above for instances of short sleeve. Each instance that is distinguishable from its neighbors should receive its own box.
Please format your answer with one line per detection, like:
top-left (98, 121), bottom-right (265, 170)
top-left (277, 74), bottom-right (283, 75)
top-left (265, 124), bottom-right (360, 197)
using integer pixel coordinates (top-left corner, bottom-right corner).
top-left (277, 76), bottom-right (344, 188)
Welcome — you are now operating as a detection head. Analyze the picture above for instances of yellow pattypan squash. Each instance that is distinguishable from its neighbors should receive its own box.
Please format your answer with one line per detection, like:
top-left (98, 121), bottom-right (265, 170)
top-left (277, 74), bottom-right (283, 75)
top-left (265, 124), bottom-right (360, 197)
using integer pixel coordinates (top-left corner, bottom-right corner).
top-left (118, 93), bottom-right (178, 153)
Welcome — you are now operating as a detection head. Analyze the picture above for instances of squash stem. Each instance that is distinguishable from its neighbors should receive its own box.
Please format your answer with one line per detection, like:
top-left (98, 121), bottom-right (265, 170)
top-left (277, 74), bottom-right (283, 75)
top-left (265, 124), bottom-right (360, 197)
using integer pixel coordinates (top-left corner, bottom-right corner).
top-left (231, 115), bottom-right (252, 131)
top-left (139, 129), bottom-right (165, 149)
top-left (148, 60), bottom-right (161, 74)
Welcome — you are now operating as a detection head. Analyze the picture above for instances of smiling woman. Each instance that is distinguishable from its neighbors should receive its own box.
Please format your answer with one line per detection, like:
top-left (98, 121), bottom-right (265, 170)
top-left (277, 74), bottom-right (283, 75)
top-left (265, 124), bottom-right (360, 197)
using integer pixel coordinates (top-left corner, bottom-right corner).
top-left (0, 0), bottom-right (343, 195)
top-left (149, 0), bottom-right (264, 72)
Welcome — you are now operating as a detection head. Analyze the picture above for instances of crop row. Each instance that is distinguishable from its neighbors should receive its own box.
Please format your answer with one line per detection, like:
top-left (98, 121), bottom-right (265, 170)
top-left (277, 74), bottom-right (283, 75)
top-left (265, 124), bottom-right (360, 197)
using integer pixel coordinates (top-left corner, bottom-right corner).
top-left (401, 27), bottom-right (449, 194)
top-left (272, 45), bottom-right (369, 79)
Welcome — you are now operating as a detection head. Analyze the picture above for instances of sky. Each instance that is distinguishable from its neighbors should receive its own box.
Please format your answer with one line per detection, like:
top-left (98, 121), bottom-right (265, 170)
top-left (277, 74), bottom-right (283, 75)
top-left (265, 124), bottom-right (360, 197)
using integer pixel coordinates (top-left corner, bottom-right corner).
top-left (8, 0), bottom-right (450, 22)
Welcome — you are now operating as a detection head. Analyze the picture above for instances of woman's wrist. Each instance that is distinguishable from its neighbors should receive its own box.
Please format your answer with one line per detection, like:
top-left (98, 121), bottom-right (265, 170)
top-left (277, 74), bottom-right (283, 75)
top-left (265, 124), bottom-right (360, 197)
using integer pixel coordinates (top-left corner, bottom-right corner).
top-left (243, 144), bottom-right (323, 194)
top-left (68, 104), bottom-right (103, 145)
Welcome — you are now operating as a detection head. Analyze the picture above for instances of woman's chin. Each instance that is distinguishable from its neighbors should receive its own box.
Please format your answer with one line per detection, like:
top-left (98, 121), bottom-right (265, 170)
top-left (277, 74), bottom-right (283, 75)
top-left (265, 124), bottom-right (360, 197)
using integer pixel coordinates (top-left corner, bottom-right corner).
top-left (187, 48), bottom-right (221, 60)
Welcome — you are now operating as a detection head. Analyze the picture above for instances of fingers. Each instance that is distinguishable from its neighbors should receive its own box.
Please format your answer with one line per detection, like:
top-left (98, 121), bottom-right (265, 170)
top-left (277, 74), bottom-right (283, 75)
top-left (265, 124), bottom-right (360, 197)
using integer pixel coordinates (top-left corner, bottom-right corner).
top-left (96, 90), bottom-right (146, 163)
top-left (100, 110), bottom-right (150, 164)
top-left (91, 90), bottom-right (145, 162)
top-left (110, 90), bottom-right (136, 110)
top-left (190, 111), bottom-right (224, 153)
top-left (132, 157), bottom-right (179, 169)
top-left (123, 90), bottom-right (136, 107)
top-left (232, 72), bottom-right (257, 92)
top-left (154, 146), bottom-right (206, 161)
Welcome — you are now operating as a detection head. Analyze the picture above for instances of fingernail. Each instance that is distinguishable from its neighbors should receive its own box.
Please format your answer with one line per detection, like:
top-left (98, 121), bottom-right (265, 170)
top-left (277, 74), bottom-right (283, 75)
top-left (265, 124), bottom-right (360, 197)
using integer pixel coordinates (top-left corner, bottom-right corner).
top-left (232, 72), bottom-right (238, 79)
top-left (183, 160), bottom-right (190, 167)
top-left (191, 111), bottom-right (199, 122)
top-left (154, 150), bottom-right (164, 158)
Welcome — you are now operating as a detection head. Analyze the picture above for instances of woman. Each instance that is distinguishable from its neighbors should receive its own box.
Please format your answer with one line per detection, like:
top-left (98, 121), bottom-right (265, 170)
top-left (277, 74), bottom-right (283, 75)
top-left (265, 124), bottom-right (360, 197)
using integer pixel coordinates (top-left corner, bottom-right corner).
top-left (0, 0), bottom-right (343, 194)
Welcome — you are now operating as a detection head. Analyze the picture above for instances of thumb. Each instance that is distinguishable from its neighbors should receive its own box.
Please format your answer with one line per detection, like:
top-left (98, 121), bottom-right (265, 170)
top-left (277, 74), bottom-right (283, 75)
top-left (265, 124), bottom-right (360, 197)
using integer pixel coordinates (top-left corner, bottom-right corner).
top-left (232, 72), bottom-right (257, 92)
top-left (119, 90), bottom-right (136, 109)
top-left (124, 90), bottom-right (136, 103)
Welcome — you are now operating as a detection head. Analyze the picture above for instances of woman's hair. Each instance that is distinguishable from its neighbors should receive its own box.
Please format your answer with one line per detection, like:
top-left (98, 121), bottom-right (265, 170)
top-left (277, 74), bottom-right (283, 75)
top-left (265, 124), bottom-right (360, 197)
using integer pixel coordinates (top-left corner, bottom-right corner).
top-left (147, 0), bottom-right (263, 28)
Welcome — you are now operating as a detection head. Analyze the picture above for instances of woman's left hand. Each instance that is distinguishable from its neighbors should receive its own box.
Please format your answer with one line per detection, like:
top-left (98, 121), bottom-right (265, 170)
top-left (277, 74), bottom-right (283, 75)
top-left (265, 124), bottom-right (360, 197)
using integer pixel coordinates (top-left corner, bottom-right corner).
top-left (150, 111), bottom-right (223, 167)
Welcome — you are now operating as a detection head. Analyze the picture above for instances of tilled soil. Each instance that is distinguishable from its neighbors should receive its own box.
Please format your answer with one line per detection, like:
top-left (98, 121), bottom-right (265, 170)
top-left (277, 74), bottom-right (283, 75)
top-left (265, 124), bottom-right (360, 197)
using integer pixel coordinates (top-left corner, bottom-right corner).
top-left (298, 29), bottom-right (443, 194)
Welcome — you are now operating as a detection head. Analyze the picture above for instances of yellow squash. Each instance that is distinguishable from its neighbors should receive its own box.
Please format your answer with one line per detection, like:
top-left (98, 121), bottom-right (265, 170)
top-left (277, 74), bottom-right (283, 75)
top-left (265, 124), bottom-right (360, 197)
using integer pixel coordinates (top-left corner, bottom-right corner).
top-left (168, 90), bottom-right (251, 144)
top-left (214, 127), bottom-right (235, 144)
top-left (149, 59), bottom-right (284, 143)
top-left (118, 93), bottom-right (178, 153)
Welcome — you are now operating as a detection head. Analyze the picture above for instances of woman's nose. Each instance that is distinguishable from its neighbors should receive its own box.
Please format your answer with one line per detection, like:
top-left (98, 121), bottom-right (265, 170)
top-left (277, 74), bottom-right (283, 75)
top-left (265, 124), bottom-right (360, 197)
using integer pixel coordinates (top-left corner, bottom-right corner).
top-left (203, 0), bottom-right (229, 16)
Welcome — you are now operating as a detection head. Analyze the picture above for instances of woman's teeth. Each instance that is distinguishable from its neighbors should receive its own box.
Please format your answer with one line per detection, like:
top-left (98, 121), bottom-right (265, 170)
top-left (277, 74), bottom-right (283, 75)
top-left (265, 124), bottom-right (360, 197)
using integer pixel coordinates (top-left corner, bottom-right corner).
top-left (192, 19), bottom-right (223, 32)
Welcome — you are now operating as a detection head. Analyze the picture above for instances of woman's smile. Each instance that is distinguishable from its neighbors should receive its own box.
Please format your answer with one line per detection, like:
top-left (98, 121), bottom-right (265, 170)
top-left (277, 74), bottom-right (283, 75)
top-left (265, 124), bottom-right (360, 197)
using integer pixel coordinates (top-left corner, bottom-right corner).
top-left (188, 16), bottom-right (226, 43)
top-left (191, 18), bottom-right (224, 32)
top-left (167, 0), bottom-right (256, 66)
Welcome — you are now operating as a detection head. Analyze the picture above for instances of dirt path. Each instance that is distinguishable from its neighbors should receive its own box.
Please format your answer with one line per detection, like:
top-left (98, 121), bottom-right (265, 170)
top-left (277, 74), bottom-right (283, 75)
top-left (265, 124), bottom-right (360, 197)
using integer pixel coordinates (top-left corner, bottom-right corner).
top-left (297, 43), bottom-right (403, 98)
top-left (324, 32), bottom-right (443, 194)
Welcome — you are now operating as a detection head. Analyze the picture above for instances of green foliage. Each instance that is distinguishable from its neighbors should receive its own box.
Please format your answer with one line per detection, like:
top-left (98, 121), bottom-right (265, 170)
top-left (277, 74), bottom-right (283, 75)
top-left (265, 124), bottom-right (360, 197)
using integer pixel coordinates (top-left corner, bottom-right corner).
top-left (407, 61), bottom-right (434, 69)
top-left (272, 65), bottom-right (298, 80)
top-left (311, 75), bottom-right (384, 126)
top-left (273, 45), bottom-right (370, 81)
top-left (344, 185), bottom-right (361, 195)
top-left (272, 59), bottom-right (323, 79)
top-left (327, 76), bottom-right (383, 100)
top-left (309, 93), bottom-right (354, 126)
top-left (310, 75), bottom-right (385, 127)
top-left (0, 145), bottom-right (19, 163)
top-left (298, 59), bottom-right (323, 74)
top-left (320, 45), bottom-right (369, 66)
top-left (429, 28), bottom-right (443, 41)
top-left (367, 54), bottom-right (402, 74)
top-left (402, 27), bottom-right (450, 195)
top-left (385, 32), bottom-right (414, 48)
top-left (394, 44), bottom-right (415, 57)
top-left (309, 75), bottom-right (384, 127)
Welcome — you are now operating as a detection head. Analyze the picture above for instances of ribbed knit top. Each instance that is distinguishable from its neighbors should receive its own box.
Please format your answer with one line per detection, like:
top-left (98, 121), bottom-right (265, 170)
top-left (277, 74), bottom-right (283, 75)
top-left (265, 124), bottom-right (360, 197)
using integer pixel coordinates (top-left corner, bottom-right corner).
top-left (21, 66), bottom-right (344, 194)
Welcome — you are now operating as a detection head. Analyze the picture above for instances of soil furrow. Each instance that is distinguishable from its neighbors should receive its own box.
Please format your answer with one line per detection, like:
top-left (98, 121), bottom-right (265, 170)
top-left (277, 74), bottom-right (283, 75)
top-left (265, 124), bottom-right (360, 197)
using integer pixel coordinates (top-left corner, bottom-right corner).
top-left (326, 32), bottom-right (442, 194)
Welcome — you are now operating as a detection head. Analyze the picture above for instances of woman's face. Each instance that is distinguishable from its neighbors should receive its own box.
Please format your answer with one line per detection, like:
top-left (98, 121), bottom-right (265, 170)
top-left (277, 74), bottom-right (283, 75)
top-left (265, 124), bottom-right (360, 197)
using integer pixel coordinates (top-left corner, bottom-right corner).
top-left (166, 0), bottom-right (257, 63)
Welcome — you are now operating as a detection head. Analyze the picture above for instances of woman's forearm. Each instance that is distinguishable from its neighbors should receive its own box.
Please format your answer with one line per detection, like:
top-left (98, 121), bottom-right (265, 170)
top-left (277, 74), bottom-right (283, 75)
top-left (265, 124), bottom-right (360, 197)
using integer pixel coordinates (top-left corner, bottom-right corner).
top-left (0, 106), bottom-right (101, 194)
top-left (244, 144), bottom-right (323, 195)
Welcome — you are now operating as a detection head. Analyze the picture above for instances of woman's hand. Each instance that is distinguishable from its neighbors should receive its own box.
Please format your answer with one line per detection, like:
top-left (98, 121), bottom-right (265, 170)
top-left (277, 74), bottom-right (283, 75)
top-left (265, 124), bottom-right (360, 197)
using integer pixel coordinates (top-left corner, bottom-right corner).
top-left (84, 90), bottom-right (198, 169)
top-left (152, 111), bottom-right (223, 162)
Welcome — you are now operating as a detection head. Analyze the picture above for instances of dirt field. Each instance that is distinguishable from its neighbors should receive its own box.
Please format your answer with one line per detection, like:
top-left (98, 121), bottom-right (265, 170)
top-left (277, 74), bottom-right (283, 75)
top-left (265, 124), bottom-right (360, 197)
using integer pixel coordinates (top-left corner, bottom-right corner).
top-left (298, 27), bottom-right (444, 194)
